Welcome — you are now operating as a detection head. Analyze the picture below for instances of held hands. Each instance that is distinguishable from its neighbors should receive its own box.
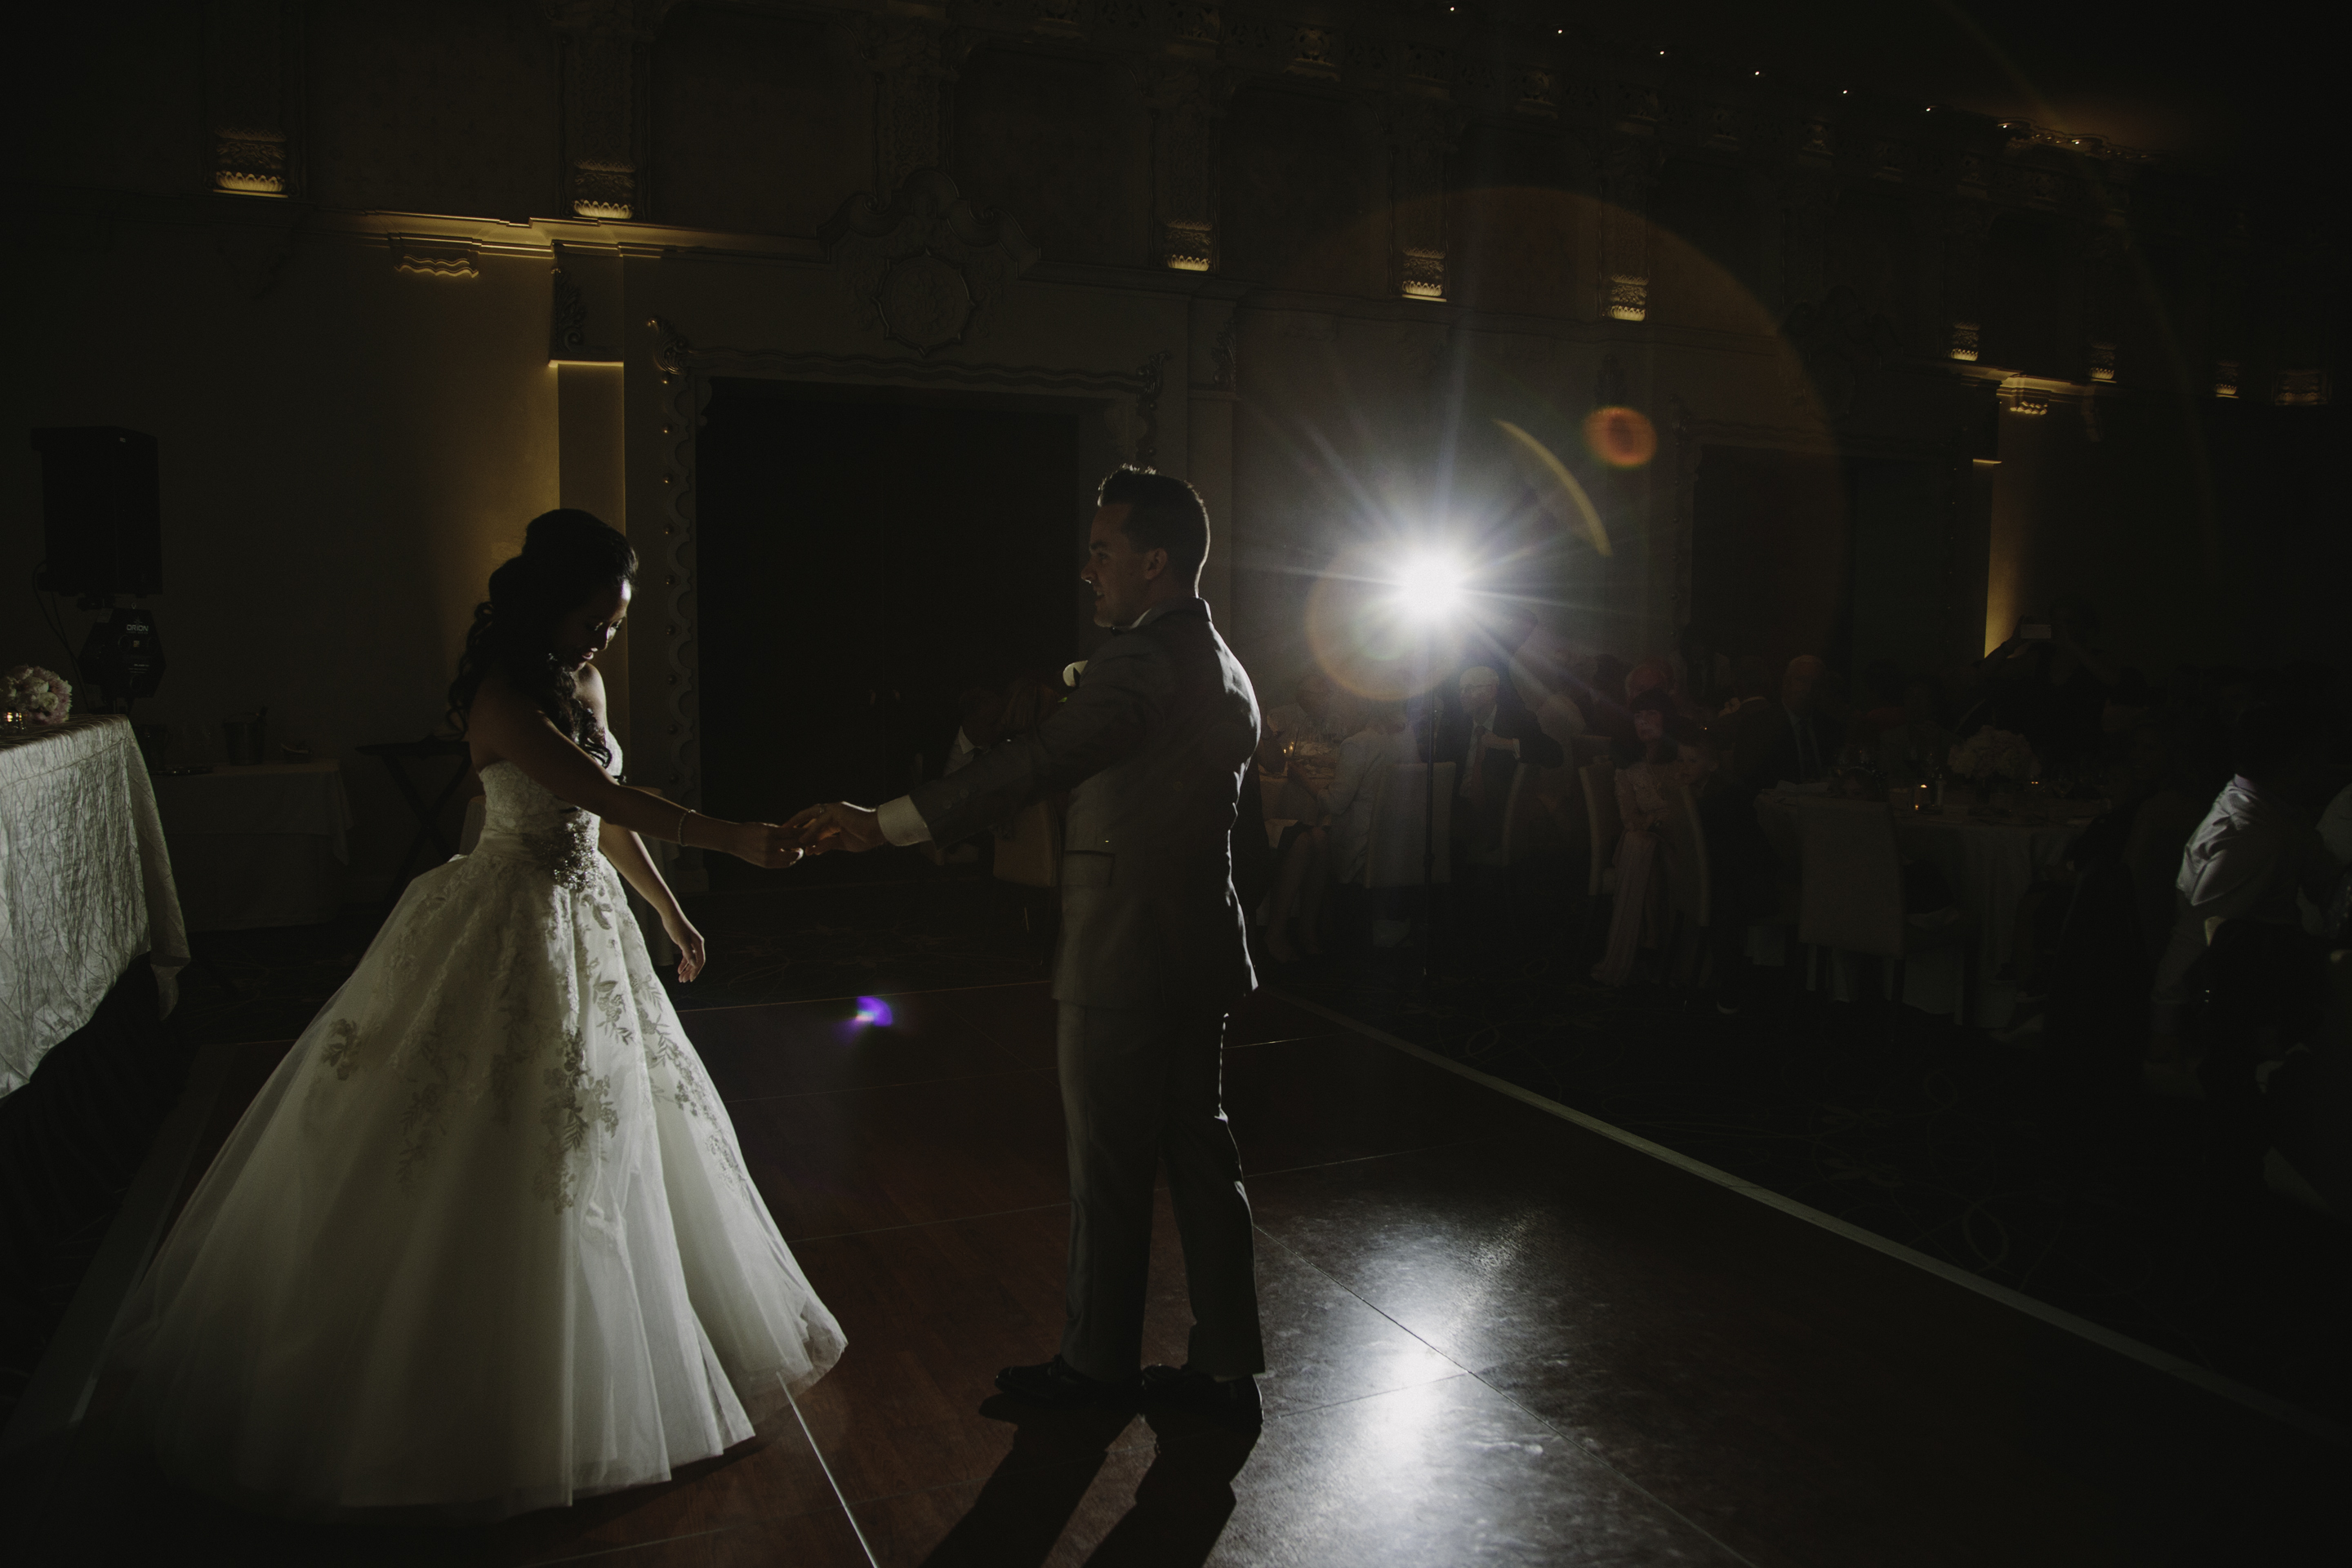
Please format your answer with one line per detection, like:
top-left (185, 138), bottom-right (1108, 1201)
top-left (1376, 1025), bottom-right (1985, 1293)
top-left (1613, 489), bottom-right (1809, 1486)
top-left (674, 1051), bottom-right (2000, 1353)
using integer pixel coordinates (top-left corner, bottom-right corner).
top-left (786, 802), bottom-right (888, 854)
top-left (721, 821), bottom-right (806, 869)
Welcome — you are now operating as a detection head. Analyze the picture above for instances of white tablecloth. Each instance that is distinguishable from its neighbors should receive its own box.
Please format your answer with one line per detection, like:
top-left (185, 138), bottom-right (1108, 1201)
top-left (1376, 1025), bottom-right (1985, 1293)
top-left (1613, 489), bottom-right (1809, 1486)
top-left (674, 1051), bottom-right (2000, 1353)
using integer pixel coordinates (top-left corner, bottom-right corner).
top-left (1757, 795), bottom-right (2085, 1027)
top-left (152, 760), bottom-right (354, 931)
top-left (0, 715), bottom-right (190, 1096)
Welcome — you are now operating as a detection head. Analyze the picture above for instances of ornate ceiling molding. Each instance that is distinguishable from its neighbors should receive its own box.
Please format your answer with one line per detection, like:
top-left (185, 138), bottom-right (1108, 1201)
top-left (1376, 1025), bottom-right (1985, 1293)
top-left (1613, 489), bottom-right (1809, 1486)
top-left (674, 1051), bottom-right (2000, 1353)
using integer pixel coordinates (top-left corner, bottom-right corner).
top-left (817, 169), bottom-right (1040, 356)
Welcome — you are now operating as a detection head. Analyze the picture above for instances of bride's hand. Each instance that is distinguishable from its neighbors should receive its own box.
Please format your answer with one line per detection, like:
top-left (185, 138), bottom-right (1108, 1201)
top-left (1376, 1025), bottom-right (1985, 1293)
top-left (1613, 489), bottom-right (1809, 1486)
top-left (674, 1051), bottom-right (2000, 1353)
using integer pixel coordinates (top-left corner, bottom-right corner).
top-left (786, 802), bottom-right (887, 854)
top-left (723, 822), bottom-right (806, 869)
top-left (662, 909), bottom-right (707, 982)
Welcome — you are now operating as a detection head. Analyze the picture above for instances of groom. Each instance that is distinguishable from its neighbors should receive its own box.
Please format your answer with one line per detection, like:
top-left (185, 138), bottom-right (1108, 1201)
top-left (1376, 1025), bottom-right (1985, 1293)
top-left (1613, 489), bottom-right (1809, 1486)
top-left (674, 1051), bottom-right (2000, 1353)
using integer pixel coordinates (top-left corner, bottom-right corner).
top-left (789, 466), bottom-right (1267, 1425)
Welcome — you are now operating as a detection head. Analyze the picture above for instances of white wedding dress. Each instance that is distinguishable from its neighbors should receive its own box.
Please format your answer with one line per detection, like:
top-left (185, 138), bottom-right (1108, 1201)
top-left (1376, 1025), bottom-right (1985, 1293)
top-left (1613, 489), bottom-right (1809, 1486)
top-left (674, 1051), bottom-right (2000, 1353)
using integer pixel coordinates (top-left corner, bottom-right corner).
top-left (106, 747), bottom-right (844, 1519)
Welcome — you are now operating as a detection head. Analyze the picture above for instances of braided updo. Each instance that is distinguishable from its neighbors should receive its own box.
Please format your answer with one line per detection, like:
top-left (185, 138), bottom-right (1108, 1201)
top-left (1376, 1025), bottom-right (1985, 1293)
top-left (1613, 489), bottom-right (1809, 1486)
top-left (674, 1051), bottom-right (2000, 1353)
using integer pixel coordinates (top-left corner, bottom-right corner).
top-left (446, 509), bottom-right (638, 766)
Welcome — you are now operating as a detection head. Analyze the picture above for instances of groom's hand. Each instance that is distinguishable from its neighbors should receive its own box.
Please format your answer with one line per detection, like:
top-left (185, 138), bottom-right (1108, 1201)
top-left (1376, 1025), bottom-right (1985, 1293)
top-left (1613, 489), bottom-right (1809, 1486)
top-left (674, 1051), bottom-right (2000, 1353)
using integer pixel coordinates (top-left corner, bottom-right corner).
top-left (786, 802), bottom-right (887, 853)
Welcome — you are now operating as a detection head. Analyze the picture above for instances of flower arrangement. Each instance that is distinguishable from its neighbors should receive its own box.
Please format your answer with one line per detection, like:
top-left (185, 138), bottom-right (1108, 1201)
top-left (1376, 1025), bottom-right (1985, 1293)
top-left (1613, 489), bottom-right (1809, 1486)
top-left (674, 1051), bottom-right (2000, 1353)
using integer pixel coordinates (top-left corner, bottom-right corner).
top-left (1947, 727), bottom-right (2038, 784)
top-left (3, 665), bottom-right (74, 728)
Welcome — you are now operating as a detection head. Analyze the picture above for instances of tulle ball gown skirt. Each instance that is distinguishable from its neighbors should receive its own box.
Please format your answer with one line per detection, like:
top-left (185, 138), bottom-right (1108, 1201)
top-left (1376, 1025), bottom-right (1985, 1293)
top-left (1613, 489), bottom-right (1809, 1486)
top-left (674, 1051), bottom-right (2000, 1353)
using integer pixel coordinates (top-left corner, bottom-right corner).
top-left (103, 796), bottom-right (844, 1521)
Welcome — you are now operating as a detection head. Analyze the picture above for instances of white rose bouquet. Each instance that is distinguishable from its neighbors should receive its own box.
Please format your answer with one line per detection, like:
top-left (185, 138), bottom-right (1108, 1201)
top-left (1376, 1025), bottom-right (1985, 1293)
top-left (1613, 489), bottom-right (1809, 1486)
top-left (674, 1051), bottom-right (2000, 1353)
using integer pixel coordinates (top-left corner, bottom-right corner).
top-left (1947, 726), bottom-right (2037, 784)
top-left (4, 665), bottom-right (74, 727)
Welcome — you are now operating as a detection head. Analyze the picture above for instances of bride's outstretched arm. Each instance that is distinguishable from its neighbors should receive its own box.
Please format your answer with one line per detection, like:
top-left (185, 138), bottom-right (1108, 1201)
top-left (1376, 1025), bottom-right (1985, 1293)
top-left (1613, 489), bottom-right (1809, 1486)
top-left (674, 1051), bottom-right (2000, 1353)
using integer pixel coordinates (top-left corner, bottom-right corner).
top-left (469, 672), bottom-right (800, 867)
top-left (599, 817), bottom-right (707, 982)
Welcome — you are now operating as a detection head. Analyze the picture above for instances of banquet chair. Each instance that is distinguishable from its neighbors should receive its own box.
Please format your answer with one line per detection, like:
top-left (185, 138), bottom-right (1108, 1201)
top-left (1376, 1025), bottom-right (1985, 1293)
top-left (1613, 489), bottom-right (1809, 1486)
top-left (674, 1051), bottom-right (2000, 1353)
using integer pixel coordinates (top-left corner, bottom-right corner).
top-left (1659, 782), bottom-right (1713, 989)
top-left (1795, 804), bottom-right (1976, 1027)
top-left (1466, 759), bottom-right (1535, 871)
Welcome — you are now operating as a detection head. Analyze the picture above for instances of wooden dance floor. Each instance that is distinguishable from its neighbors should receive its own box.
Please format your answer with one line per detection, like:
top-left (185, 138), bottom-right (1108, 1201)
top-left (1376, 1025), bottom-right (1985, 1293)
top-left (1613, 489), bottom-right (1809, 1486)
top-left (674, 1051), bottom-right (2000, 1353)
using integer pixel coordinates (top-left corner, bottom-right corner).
top-left (13, 982), bottom-right (2339, 1565)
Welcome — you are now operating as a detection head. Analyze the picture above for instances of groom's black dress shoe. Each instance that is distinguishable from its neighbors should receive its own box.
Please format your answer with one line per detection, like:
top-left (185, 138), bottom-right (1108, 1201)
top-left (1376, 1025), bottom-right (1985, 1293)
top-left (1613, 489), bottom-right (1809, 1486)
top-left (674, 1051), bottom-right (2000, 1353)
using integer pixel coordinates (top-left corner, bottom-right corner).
top-left (995, 1355), bottom-right (1138, 1408)
top-left (1140, 1364), bottom-right (1263, 1428)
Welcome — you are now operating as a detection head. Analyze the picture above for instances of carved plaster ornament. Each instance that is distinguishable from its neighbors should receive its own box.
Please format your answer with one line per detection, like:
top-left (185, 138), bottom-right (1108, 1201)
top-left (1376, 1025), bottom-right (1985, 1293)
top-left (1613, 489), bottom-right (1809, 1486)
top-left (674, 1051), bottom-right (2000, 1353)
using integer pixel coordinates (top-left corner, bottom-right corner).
top-left (1143, 61), bottom-right (1241, 272)
top-left (1599, 133), bottom-right (1662, 321)
top-left (542, 1), bottom-right (681, 220)
top-left (1388, 100), bottom-right (1462, 301)
top-left (866, 13), bottom-right (962, 193)
top-left (819, 171), bottom-right (1040, 357)
top-left (208, 0), bottom-right (295, 195)
top-left (2274, 370), bottom-right (2329, 407)
top-left (1949, 322), bottom-right (1982, 363)
top-left (390, 235), bottom-right (479, 279)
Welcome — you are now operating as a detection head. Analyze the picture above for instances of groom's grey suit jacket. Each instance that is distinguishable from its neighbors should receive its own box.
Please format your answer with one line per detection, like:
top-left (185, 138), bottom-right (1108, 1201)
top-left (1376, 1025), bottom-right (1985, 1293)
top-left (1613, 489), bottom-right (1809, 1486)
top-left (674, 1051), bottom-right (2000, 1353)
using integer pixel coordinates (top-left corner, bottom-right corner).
top-left (906, 597), bottom-right (1260, 1013)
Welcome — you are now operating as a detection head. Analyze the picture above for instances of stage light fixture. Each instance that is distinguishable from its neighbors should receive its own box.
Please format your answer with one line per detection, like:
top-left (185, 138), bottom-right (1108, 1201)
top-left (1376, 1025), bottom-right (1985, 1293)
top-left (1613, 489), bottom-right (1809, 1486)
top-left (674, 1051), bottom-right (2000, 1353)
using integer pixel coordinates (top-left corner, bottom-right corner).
top-left (1391, 552), bottom-right (1467, 624)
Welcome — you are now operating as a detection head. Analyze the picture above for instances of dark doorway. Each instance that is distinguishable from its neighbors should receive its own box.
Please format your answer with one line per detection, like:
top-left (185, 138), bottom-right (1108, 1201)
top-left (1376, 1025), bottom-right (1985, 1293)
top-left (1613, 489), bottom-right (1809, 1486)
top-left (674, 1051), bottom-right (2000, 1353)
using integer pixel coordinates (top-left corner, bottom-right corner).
top-left (695, 381), bottom-right (1091, 886)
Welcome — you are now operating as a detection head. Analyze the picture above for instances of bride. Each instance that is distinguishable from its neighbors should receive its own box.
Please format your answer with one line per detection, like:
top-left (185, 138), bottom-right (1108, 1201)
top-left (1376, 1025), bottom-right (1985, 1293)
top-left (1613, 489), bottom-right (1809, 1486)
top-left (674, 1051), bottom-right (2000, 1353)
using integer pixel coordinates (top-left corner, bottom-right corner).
top-left (105, 510), bottom-right (844, 1519)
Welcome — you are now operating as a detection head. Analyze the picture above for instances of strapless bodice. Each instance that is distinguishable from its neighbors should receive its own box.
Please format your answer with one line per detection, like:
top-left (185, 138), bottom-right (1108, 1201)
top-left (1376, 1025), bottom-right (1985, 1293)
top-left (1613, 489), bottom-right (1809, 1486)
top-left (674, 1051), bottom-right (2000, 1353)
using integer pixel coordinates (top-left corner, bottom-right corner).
top-left (473, 760), bottom-right (606, 893)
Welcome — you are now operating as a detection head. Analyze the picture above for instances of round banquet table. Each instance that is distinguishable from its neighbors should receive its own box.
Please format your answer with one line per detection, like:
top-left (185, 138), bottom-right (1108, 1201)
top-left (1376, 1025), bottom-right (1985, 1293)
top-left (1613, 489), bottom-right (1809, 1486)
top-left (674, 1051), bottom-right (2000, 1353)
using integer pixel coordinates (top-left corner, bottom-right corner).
top-left (151, 760), bottom-right (353, 931)
top-left (1755, 792), bottom-right (2092, 1027)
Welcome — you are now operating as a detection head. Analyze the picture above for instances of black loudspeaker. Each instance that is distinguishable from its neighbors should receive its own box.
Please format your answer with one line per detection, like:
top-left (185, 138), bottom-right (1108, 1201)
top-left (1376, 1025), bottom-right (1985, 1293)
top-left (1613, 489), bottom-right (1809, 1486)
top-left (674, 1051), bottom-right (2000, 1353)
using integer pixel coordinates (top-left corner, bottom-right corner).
top-left (32, 426), bottom-right (163, 598)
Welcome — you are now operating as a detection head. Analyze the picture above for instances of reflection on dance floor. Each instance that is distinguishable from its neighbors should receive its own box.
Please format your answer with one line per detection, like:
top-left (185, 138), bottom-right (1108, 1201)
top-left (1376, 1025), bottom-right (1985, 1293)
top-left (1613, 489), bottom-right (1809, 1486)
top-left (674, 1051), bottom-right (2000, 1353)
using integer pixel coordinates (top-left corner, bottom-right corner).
top-left (9, 979), bottom-right (2337, 1565)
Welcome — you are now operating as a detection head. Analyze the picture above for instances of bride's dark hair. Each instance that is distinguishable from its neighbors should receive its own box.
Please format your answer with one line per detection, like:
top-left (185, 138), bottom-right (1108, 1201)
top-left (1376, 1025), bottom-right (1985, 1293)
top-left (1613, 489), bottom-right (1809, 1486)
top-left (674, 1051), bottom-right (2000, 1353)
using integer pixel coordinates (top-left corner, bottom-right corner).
top-left (447, 509), bottom-right (637, 766)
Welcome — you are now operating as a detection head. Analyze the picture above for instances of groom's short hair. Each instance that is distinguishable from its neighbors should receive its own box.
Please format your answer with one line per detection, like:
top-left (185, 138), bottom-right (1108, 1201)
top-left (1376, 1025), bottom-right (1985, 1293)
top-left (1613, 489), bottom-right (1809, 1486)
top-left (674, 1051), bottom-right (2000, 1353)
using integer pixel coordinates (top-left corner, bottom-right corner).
top-left (1098, 466), bottom-right (1208, 583)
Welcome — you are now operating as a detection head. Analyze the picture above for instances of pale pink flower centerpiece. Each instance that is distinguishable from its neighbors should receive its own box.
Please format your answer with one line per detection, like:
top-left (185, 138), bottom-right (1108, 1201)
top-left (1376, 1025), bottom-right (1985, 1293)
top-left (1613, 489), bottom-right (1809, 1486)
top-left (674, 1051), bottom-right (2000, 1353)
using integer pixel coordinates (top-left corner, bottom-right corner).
top-left (3, 665), bottom-right (74, 728)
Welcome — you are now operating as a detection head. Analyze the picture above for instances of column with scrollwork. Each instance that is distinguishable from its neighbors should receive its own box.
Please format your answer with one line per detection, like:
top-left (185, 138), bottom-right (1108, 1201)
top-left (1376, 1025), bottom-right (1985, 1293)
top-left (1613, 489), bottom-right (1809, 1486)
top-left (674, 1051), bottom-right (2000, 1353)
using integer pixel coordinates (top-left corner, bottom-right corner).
top-left (207, 0), bottom-right (300, 196)
top-left (544, 1), bottom-right (677, 220)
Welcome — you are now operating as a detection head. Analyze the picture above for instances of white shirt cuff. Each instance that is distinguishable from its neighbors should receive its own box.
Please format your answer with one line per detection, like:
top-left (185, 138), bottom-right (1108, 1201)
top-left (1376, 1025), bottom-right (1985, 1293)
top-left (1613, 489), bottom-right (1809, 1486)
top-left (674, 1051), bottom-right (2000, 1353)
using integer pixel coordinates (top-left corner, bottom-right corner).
top-left (875, 794), bottom-right (932, 846)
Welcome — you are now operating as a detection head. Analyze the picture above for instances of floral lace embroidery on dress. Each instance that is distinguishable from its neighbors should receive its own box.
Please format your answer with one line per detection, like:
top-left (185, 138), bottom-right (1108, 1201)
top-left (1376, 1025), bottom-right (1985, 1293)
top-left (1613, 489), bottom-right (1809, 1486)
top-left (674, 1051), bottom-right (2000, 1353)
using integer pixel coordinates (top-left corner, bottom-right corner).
top-left (315, 760), bottom-right (644, 1214)
top-left (535, 1027), bottom-right (620, 1211)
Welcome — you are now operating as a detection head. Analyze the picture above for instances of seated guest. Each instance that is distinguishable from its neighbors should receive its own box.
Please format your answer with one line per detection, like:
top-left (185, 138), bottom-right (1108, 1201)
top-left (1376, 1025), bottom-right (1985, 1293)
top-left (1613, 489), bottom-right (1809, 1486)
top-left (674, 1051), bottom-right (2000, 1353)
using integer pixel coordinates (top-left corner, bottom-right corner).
top-left (1719, 653), bottom-right (1772, 723)
top-left (1593, 690), bottom-right (1705, 987)
top-left (1626, 657), bottom-right (1709, 740)
top-left (1257, 669), bottom-right (1351, 772)
top-left (1733, 654), bottom-right (1842, 791)
top-left (1434, 663), bottom-right (1566, 858)
top-left (1584, 653), bottom-right (1636, 748)
top-left (1507, 625), bottom-right (1589, 749)
top-left (1262, 699), bottom-right (1419, 962)
top-left (2149, 704), bottom-right (2345, 1084)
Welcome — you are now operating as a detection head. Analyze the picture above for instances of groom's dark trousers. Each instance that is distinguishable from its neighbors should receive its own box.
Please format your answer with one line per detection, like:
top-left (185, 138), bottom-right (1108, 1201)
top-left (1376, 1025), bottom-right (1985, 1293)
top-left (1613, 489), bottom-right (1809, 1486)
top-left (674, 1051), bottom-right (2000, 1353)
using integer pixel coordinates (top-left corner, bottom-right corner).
top-left (881, 596), bottom-right (1266, 1380)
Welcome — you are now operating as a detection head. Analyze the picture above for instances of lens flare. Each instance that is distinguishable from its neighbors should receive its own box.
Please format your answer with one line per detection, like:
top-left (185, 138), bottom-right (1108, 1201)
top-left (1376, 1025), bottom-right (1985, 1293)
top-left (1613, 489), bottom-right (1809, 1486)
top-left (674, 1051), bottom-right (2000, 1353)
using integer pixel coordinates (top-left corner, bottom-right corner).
top-left (1583, 406), bottom-right (1657, 469)
top-left (1493, 420), bottom-right (1613, 558)
top-left (853, 996), bottom-right (894, 1027)
top-left (1303, 542), bottom-right (1468, 702)
top-left (1392, 551), bottom-right (1465, 622)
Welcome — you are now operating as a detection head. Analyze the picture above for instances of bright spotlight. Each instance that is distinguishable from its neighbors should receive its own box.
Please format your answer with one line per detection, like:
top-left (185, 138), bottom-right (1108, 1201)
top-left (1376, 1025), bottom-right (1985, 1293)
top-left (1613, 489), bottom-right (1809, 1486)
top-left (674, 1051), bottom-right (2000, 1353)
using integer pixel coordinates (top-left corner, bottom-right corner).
top-left (1392, 552), bottom-right (1465, 623)
top-left (853, 996), bottom-right (894, 1027)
